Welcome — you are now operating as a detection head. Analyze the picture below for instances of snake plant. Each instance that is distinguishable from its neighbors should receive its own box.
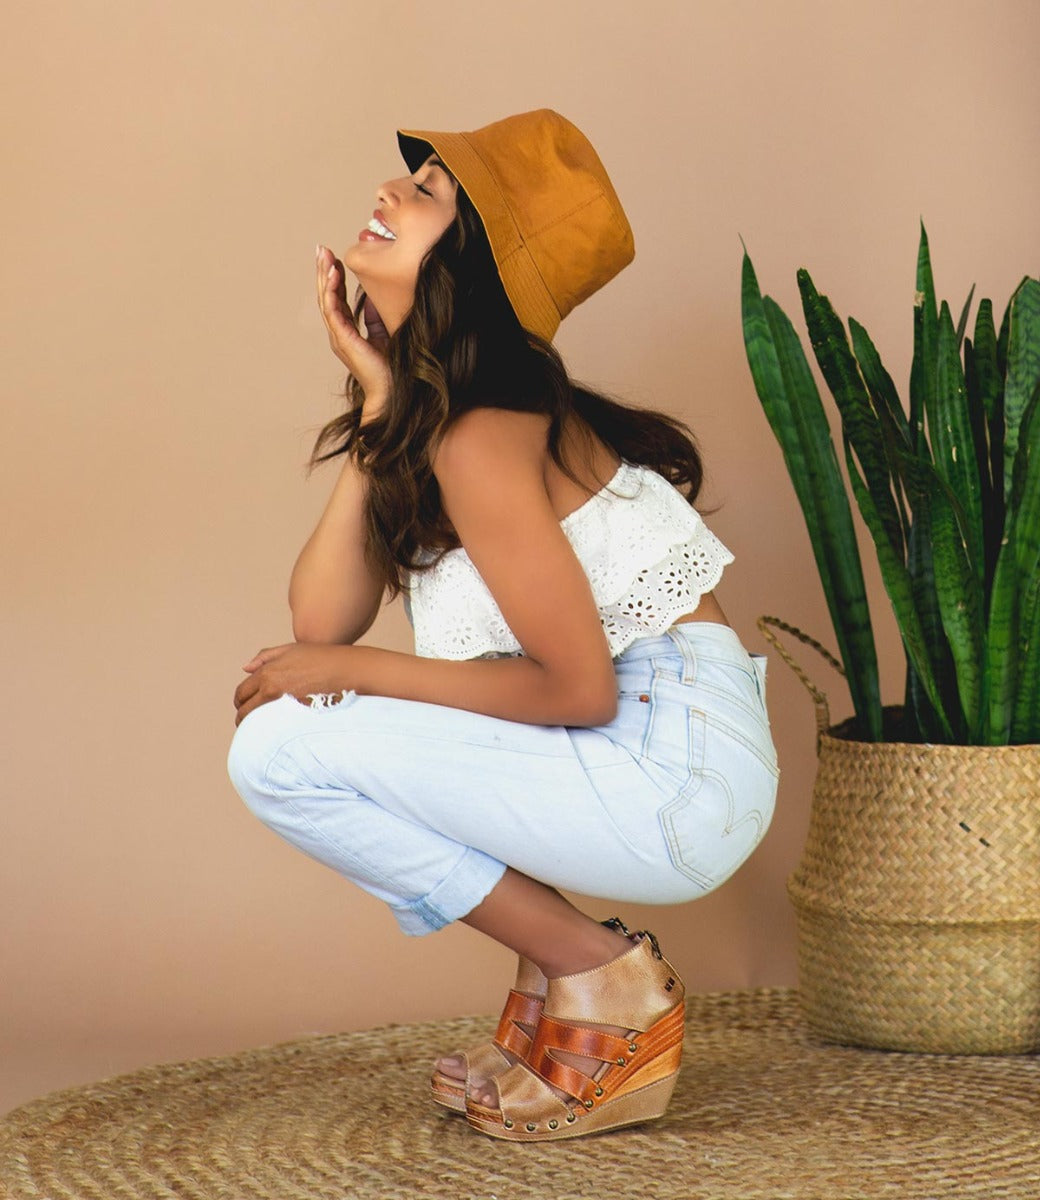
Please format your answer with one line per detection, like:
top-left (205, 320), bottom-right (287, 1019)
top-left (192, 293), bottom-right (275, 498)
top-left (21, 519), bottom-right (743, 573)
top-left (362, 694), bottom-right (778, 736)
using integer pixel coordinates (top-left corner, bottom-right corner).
top-left (741, 223), bottom-right (1040, 744)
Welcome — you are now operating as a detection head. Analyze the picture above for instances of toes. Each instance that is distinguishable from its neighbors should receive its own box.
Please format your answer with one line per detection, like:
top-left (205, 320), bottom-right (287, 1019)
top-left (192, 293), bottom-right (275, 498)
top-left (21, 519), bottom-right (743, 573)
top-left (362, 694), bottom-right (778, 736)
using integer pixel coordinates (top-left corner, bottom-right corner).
top-left (470, 1079), bottom-right (498, 1109)
top-left (436, 1054), bottom-right (465, 1080)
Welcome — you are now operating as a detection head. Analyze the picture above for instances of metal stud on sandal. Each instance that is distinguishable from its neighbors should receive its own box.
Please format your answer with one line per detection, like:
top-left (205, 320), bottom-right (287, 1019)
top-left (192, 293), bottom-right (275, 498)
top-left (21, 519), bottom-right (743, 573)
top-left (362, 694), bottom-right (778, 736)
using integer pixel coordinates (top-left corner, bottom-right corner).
top-left (464, 930), bottom-right (685, 1142)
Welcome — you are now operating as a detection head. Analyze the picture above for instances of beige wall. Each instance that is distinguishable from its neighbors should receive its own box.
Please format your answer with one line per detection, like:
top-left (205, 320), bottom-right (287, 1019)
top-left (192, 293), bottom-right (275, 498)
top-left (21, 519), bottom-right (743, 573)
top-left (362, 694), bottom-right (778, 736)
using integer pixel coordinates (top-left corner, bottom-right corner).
top-left (3, 0), bottom-right (1038, 1114)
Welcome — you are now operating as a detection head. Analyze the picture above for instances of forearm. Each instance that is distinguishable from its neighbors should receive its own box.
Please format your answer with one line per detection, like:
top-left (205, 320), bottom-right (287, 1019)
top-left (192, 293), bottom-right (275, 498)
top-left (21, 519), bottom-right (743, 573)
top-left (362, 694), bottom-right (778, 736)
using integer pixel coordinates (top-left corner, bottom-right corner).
top-left (343, 644), bottom-right (618, 728)
top-left (289, 450), bottom-right (384, 644)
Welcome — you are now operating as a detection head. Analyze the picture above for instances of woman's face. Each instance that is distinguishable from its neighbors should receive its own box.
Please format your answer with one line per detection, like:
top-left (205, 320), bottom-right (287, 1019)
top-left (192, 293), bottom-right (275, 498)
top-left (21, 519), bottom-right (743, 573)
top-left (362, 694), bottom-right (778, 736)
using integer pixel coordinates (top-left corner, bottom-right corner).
top-left (342, 152), bottom-right (459, 335)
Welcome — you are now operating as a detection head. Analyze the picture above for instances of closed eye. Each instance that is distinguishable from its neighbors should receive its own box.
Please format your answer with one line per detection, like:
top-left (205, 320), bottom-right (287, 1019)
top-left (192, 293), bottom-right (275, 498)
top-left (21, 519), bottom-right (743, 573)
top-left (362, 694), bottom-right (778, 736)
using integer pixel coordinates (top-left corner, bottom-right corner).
top-left (413, 181), bottom-right (433, 196)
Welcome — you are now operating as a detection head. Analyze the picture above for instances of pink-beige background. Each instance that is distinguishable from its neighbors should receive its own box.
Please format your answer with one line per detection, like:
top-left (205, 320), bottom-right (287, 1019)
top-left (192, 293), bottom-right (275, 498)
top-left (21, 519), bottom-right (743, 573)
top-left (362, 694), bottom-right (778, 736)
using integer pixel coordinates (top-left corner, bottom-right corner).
top-left (3, 0), bottom-right (1038, 1115)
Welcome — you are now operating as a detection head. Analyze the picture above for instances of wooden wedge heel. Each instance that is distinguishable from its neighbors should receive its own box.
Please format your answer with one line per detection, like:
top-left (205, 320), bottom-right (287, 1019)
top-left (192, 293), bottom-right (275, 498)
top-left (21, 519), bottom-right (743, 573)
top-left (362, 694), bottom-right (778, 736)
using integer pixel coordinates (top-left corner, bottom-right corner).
top-left (465, 930), bottom-right (685, 1142)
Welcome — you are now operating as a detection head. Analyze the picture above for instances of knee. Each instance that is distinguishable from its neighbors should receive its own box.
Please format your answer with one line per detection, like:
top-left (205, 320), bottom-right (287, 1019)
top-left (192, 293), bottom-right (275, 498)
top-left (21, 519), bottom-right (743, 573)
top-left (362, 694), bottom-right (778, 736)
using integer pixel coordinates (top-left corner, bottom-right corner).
top-left (227, 701), bottom-right (291, 821)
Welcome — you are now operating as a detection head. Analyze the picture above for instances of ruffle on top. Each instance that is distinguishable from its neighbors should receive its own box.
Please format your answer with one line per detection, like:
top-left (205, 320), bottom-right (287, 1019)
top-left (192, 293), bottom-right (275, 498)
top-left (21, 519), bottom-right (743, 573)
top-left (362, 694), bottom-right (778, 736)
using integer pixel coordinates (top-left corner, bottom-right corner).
top-left (403, 459), bottom-right (735, 660)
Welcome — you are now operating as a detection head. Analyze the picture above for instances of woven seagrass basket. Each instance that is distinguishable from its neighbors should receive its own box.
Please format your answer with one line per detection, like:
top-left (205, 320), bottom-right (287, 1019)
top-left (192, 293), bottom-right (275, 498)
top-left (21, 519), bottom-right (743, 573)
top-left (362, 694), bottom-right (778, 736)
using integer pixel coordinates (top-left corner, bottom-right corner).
top-left (758, 615), bottom-right (1040, 1055)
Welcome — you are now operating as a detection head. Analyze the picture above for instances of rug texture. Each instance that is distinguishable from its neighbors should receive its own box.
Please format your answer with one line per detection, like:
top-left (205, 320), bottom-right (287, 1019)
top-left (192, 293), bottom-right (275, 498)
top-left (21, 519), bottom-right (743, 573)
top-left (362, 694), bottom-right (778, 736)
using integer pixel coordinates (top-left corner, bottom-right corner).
top-left (1, 988), bottom-right (1038, 1199)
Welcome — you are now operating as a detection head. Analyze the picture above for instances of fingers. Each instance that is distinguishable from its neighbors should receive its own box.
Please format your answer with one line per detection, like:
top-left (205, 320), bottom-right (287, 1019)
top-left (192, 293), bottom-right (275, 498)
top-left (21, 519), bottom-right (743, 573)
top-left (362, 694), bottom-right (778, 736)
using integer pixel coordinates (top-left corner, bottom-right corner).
top-left (233, 673), bottom-right (259, 712)
top-left (233, 669), bottom-right (281, 727)
top-left (242, 644), bottom-right (292, 671)
top-left (234, 689), bottom-right (265, 727)
top-left (317, 245), bottom-right (361, 353)
top-left (314, 244), bottom-right (393, 394)
top-left (236, 644), bottom-right (291, 722)
top-left (317, 245), bottom-right (348, 318)
top-left (316, 244), bottom-right (331, 314)
top-left (362, 295), bottom-right (390, 350)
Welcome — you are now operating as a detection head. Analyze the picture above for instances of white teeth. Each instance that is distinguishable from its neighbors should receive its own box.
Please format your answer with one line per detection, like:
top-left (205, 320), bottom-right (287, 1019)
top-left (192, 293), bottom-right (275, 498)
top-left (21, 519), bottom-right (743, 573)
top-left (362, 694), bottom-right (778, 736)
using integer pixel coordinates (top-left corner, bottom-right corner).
top-left (366, 218), bottom-right (396, 240)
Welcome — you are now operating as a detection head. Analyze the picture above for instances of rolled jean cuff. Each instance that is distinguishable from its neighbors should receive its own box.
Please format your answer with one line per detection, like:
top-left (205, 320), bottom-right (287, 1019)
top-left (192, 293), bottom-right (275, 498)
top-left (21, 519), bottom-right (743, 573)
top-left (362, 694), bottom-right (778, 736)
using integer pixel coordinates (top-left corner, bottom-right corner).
top-left (389, 847), bottom-right (508, 936)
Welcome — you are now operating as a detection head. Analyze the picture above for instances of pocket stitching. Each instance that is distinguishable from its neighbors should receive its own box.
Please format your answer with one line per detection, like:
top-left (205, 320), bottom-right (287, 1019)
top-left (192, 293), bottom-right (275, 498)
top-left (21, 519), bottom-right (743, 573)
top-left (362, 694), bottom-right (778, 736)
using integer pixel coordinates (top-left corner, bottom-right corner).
top-left (658, 707), bottom-right (774, 886)
top-left (699, 707), bottom-right (780, 778)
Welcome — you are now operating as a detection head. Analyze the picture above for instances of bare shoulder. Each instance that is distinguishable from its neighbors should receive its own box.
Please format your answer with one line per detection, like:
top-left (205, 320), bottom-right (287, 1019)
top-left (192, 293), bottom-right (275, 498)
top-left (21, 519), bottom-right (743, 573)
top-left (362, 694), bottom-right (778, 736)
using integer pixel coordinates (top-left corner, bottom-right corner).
top-left (432, 407), bottom-right (550, 477)
top-left (431, 408), bottom-right (552, 535)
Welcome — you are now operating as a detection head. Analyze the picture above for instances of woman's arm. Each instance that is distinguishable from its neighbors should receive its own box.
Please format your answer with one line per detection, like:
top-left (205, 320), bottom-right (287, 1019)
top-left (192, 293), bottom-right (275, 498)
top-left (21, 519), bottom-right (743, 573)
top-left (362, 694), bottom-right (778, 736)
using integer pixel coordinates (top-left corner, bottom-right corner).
top-left (235, 640), bottom-right (616, 728)
top-left (289, 249), bottom-right (393, 644)
top-left (424, 406), bottom-right (619, 722)
top-left (237, 407), bottom-right (619, 727)
top-left (288, 448), bottom-right (386, 644)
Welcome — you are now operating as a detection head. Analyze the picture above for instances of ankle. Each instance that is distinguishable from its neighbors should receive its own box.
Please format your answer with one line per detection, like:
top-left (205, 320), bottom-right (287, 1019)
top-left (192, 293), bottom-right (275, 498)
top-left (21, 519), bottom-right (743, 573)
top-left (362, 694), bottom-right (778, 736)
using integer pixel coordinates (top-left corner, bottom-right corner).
top-left (532, 924), bottom-right (633, 980)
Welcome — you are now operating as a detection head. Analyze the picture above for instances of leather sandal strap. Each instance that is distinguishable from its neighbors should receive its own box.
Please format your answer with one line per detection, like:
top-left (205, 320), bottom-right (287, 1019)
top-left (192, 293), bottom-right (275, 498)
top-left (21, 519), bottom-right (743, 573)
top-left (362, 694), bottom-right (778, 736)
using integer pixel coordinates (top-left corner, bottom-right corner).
top-left (530, 1015), bottom-right (633, 1065)
top-left (530, 1053), bottom-right (596, 1102)
top-left (493, 990), bottom-right (543, 1058)
top-left (527, 1016), bottom-right (636, 1103)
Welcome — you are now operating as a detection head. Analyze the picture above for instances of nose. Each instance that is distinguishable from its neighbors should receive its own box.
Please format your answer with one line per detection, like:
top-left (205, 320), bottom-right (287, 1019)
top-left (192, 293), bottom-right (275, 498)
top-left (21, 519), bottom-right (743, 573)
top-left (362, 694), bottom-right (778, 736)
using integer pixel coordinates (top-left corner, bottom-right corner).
top-left (377, 174), bottom-right (408, 208)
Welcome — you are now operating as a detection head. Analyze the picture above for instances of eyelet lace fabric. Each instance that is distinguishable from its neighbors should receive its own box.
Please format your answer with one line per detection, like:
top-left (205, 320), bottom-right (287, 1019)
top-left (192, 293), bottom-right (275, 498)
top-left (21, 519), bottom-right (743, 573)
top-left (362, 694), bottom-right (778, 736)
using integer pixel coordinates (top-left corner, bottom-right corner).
top-left (404, 460), bottom-right (735, 661)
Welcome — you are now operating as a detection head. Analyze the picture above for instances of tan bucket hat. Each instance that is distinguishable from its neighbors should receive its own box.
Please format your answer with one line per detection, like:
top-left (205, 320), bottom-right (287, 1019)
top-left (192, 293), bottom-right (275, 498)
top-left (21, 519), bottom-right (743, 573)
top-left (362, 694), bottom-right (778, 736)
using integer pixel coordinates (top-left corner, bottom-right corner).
top-left (396, 108), bottom-right (635, 343)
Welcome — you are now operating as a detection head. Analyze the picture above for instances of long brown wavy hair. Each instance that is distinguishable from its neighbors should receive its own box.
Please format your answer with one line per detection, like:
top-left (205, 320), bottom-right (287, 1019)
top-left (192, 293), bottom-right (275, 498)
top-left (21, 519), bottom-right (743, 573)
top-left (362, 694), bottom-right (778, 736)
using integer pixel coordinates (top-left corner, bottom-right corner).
top-left (310, 184), bottom-right (716, 602)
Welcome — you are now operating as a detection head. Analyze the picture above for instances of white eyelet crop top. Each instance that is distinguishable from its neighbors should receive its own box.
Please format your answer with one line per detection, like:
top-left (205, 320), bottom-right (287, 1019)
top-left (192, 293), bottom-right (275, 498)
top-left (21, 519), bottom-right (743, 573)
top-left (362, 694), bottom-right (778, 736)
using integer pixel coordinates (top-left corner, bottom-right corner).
top-left (402, 458), bottom-right (735, 661)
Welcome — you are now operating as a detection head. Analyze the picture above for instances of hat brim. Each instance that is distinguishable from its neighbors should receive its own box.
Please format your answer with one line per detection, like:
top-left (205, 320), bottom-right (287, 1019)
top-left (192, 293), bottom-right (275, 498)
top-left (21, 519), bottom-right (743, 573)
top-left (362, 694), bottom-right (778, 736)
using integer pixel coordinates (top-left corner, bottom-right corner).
top-left (396, 125), bottom-right (561, 342)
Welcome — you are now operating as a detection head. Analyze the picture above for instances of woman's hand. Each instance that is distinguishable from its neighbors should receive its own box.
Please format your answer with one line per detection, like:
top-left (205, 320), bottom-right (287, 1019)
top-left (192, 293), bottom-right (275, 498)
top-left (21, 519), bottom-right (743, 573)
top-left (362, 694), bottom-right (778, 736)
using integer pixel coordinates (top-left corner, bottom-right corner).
top-left (233, 642), bottom-right (356, 726)
top-left (316, 244), bottom-right (392, 408)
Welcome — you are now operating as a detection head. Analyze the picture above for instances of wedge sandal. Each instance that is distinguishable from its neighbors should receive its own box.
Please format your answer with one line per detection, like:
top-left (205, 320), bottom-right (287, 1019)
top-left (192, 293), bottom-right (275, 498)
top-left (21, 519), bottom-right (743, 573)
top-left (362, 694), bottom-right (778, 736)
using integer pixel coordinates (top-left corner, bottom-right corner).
top-left (430, 917), bottom-right (632, 1115)
top-left (465, 930), bottom-right (685, 1142)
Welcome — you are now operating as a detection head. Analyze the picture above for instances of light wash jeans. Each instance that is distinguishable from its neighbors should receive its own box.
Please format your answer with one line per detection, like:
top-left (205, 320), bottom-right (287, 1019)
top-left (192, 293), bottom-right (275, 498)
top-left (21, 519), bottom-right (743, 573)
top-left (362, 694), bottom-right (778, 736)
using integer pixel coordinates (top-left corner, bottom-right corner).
top-left (227, 622), bottom-right (780, 936)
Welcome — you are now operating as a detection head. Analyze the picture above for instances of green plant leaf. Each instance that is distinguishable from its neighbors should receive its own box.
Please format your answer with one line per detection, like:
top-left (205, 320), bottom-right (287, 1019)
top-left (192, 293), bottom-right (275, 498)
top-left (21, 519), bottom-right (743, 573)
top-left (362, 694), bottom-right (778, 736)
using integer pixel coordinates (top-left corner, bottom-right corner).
top-left (797, 271), bottom-right (905, 563)
top-left (850, 318), bottom-right (913, 552)
top-left (1011, 569), bottom-right (1040, 741)
top-left (1002, 277), bottom-right (1040, 506)
top-left (963, 339), bottom-right (995, 567)
top-left (842, 430), bottom-right (953, 739)
top-left (986, 536), bottom-right (1019, 743)
top-left (885, 429), bottom-right (975, 741)
top-left (996, 363), bottom-right (1040, 742)
top-left (740, 247), bottom-right (882, 738)
top-left (985, 288), bottom-right (1040, 742)
top-left (904, 505), bottom-right (960, 741)
top-left (972, 299), bottom-right (1006, 596)
top-left (934, 301), bottom-right (986, 592)
top-left (954, 284), bottom-right (976, 347)
top-left (909, 221), bottom-right (938, 457)
top-left (849, 317), bottom-right (912, 447)
top-left (973, 299), bottom-right (1002, 423)
top-left (927, 472), bottom-right (985, 738)
top-left (870, 365), bottom-right (961, 740)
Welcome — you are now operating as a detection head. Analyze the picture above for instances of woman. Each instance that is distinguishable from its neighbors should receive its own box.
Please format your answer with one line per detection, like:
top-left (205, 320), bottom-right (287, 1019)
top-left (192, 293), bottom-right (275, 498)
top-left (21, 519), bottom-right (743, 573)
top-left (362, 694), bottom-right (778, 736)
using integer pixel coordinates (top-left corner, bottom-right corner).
top-left (227, 109), bottom-right (780, 1142)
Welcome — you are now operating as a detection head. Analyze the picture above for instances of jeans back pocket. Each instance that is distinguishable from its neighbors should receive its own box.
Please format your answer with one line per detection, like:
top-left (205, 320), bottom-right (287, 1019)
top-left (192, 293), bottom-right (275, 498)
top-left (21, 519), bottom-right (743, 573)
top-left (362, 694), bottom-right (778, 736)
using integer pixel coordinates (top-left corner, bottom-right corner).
top-left (658, 703), bottom-right (779, 893)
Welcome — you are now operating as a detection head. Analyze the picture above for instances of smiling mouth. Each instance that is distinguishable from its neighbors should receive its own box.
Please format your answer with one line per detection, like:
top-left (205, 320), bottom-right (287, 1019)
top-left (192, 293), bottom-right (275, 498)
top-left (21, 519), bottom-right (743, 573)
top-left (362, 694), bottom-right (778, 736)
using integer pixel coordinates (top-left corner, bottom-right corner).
top-left (364, 217), bottom-right (396, 240)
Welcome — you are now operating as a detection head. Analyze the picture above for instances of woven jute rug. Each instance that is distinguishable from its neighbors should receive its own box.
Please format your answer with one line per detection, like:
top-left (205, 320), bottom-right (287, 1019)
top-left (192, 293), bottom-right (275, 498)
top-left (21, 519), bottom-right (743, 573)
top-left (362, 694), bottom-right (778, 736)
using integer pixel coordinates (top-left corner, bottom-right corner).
top-left (1, 989), bottom-right (1038, 1199)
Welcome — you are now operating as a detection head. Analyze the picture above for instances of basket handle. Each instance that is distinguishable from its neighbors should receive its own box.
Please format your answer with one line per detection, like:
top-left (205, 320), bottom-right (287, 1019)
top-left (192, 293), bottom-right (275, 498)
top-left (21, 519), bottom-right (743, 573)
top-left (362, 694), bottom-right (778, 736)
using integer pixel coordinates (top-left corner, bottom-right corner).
top-left (755, 615), bottom-right (845, 752)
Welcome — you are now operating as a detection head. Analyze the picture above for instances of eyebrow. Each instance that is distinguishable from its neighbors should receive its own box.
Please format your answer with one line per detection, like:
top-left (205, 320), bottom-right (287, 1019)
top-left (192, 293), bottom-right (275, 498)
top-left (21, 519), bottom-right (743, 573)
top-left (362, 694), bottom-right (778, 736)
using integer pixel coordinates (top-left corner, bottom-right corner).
top-left (423, 156), bottom-right (457, 184)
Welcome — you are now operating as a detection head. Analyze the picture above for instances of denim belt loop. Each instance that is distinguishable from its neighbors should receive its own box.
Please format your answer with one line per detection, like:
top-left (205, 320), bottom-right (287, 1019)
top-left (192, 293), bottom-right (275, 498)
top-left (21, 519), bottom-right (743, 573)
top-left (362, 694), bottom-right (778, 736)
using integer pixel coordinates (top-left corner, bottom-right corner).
top-left (664, 626), bottom-right (698, 685)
